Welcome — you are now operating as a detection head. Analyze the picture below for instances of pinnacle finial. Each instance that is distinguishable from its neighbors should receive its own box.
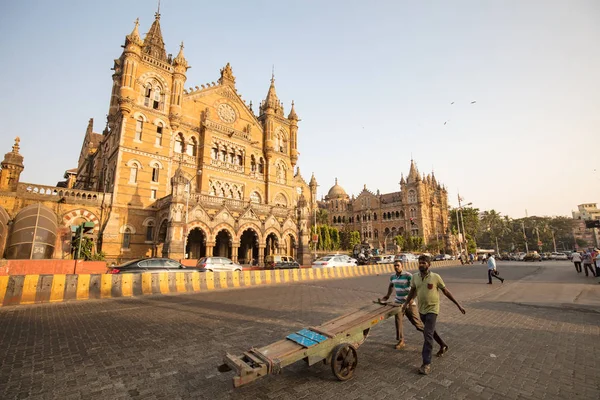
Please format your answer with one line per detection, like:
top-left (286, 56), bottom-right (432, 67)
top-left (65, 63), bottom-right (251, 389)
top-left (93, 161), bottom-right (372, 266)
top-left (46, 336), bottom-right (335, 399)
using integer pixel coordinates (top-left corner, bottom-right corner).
top-left (12, 137), bottom-right (20, 153)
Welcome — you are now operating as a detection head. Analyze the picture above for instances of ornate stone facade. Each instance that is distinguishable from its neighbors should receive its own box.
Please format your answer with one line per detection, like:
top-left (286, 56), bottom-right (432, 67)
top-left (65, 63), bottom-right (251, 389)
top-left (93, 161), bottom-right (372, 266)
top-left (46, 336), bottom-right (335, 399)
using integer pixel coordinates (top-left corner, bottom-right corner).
top-left (0, 11), bottom-right (317, 265)
top-left (319, 160), bottom-right (450, 251)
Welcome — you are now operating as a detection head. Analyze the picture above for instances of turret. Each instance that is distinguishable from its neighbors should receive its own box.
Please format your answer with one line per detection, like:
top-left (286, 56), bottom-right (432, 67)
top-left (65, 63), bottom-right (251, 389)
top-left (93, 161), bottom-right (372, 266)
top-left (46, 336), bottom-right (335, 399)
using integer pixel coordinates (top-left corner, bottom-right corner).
top-left (288, 101), bottom-right (299, 167)
top-left (118, 18), bottom-right (146, 116)
top-left (309, 173), bottom-right (318, 206)
top-left (0, 137), bottom-right (24, 192)
top-left (259, 74), bottom-right (283, 158)
top-left (170, 42), bottom-right (189, 128)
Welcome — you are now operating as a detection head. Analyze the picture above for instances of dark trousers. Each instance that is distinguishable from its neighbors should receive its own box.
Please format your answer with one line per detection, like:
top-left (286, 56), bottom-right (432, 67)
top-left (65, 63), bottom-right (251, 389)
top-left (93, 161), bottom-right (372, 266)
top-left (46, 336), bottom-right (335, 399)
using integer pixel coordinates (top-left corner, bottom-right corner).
top-left (488, 269), bottom-right (503, 283)
top-left (583, 263), bottom-right (596, 277)
top-left (419, 313), bottom-right (447, 365)
top-left (574, 262), bottom-right (582, 273)
top-left (395, 303), bottom-right (424, 341)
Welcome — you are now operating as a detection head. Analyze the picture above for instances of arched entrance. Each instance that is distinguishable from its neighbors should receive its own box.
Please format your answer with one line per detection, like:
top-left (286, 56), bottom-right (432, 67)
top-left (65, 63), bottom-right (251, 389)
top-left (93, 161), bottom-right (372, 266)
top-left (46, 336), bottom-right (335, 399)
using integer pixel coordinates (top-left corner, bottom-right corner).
top-left (284, 234), bottom-right (297, 259)
top-left (264, 233), bottom-right (279, 260)
top-left (238, 228), bottom-right (259, 265)
top-left (214, 229), bottom-right (232, 258)
top-left (185, 228), bottom-right (206, 259)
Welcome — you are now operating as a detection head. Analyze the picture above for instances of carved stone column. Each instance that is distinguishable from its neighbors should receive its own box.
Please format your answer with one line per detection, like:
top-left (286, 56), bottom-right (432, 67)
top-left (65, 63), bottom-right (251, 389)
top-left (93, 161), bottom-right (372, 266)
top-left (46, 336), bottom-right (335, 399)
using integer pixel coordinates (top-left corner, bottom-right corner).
top-left (231, 241), bottom-right (240, 263)
top-left (258, 245), bottom-right (266, 267)
top-left (206, 241), bottom-right (215, 257)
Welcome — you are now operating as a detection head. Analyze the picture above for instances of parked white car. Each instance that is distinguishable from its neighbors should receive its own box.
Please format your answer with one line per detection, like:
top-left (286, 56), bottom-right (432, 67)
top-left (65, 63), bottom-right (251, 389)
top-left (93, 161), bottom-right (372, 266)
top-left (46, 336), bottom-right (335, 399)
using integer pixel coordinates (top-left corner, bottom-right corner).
top-left (312, 255), bottom-right (357, 268)
top-left (395, 253), bottom-right (418, 263)
top-left (197, 257), bottom-right (243, 272)
top-left (325, 254), bottom-right (358, 264)
top-left (550, 252), bottom-right (568, 260)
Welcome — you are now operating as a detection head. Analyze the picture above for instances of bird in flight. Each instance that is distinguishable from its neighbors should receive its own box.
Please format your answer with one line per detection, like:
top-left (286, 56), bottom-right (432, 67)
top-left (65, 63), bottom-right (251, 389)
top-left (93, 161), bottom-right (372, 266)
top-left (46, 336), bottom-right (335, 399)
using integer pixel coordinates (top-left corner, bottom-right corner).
top-left (471, 101), bottom-right (477, 104)
top-left (450, 102), bottom-right (454, 105)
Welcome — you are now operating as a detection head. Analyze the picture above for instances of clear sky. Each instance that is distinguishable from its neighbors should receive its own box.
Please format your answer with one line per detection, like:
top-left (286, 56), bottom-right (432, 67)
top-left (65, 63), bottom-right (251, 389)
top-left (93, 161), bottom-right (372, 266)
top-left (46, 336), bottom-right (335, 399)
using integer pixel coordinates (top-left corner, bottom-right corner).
top-left (0, 0), bottom-right (598, 218)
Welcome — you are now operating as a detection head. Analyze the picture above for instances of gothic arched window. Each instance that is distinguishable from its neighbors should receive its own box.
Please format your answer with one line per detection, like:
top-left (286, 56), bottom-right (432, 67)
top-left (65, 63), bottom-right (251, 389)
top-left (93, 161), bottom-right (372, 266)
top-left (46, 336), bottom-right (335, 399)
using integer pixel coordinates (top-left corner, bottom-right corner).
top-left (129, 164), bottom-right (138, 183)
top-left (155, 122), bottom-right (163, 146)
top-left (135, 118), bottom-right (143, 141)
top-left (123, 228), bottom-right (132, 249)
top-left (145, 221), bottom-right (154, 242)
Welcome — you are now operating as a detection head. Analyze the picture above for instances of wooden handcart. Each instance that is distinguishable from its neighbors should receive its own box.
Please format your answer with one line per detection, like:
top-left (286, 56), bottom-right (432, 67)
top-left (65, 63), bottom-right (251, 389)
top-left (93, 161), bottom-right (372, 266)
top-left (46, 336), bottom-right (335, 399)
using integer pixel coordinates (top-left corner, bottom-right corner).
top-left (218, 301), bottom-right (401, 387)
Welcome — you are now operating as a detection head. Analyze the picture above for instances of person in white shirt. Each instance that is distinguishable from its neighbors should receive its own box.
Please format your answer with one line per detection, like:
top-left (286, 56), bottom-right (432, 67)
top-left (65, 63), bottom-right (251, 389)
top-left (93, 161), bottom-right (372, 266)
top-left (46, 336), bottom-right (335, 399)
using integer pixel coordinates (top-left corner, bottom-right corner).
top-left (486, 253), bottom-right (504, 284)
top-left (571, 252), bottom-right (582, 273)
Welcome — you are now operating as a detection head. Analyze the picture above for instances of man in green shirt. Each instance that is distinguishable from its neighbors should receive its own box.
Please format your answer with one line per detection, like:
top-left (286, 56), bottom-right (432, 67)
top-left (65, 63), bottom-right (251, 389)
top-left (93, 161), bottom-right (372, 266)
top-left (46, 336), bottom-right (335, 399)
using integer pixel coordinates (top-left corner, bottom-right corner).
top-left (402, 255), bottom-right (466, 375)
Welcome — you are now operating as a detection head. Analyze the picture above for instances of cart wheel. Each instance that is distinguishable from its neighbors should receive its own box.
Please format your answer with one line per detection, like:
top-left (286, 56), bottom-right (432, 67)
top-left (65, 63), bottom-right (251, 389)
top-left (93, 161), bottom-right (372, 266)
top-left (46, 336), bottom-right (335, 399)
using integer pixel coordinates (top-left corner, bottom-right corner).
top-left (330, 343), bottom-right (358, 381)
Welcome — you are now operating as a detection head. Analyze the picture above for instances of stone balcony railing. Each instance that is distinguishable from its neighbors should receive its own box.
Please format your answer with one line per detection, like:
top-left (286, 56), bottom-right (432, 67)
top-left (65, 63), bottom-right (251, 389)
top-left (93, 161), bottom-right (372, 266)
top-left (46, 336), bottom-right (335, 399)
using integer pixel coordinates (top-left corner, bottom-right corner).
top-left (191, 194), bottom-right (292, 217)
top-left (142, 54), bottom-right (173, 72)
top-left (16, 183), bottom-right (111, 206)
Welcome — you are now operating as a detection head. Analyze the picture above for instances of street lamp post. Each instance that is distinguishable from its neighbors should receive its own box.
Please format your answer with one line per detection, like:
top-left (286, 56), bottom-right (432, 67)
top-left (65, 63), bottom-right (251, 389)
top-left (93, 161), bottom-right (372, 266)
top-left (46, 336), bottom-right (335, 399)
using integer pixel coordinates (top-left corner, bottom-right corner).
top-left (457, 195), bottom-right (472, 255)
top-left (455, 208), bottom-right (463, 255)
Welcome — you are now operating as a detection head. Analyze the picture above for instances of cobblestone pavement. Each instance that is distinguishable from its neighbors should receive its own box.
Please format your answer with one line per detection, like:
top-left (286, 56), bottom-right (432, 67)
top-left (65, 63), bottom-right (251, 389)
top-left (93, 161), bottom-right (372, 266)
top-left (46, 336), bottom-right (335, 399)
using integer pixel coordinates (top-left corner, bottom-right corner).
top-left (0, 262), bottom-right (598, 399)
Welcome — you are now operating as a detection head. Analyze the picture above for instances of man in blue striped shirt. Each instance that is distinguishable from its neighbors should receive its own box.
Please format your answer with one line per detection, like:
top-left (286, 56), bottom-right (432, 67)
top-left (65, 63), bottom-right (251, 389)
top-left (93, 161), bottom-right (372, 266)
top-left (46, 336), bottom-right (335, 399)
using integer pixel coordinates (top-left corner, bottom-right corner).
top-left (380, 261), bottom-right (424, 350)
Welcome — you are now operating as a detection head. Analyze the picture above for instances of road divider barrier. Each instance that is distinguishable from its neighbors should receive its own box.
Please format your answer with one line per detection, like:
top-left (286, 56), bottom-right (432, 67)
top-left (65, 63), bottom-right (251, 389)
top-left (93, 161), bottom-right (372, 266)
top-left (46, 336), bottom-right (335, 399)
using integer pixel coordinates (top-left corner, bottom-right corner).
top-left (0, 260), bottom-right (462, 307)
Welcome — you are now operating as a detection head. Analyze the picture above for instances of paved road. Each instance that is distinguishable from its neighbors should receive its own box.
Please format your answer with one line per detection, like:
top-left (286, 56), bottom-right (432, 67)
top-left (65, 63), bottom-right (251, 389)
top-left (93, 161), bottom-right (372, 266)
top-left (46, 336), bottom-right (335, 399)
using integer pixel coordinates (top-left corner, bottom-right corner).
top-left (0, 261), bottom-right (598, 399)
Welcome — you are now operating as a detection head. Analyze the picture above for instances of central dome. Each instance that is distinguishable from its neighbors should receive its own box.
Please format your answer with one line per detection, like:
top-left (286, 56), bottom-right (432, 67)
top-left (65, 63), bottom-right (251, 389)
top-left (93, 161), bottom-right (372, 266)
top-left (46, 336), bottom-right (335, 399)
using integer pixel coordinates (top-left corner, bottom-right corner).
top-left (326, 178), bottom-right (348, 200)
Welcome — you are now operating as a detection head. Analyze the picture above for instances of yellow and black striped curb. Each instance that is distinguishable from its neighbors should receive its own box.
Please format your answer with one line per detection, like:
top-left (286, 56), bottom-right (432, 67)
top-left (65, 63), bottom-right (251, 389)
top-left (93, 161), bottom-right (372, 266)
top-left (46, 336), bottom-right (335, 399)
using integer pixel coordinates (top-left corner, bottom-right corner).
top-left (0, 260), bottom-right (462, 307)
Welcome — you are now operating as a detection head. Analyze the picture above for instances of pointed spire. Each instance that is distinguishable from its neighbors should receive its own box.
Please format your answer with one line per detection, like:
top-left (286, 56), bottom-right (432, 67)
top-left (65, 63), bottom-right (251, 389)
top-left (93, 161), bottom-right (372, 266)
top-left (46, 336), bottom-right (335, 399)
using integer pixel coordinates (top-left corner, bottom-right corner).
top-left (126, 18), bottom-right (143, 46)
top-left (400, 173), bottom-right (406, 185)
top-left (288, 100), bottom-right (299, 120)
top-left (173, 41), bottom-right (189, 69)
top-left (309, 172), bottom-right (317, 187)
top-left (218, 62), bottom-right (236, 87)
top-left (143, 11), bottom-right (167, 61)
top-left (431, 170), bottom-right (437, 186)
top-left (407, 159), bottom-right (420, 183)
top-left (260, 72), bottom-right (284, 116)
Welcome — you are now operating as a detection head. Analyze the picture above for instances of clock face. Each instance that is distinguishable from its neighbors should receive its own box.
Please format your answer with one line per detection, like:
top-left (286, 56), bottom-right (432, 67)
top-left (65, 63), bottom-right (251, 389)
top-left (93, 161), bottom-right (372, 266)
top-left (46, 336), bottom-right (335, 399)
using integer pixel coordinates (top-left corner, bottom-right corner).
top-left (217, 103), bottom-right (236, 123)
top-left (296, 187), bottom-right (302, 195)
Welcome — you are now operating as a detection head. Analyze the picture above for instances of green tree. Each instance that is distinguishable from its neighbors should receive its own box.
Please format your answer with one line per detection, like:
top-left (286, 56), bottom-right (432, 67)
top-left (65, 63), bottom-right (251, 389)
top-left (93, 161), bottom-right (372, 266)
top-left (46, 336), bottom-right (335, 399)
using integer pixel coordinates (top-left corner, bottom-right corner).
top-left (394, 235), bottom-right (405, 251)
top-left (316, 208), bottom-right (328, 225)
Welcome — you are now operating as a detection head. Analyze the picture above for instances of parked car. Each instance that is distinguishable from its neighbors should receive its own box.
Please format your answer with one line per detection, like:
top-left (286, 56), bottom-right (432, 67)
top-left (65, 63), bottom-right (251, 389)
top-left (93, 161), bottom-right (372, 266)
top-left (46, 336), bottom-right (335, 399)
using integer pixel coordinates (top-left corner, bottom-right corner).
top-left (312, 255), bottom-right (357, 268)
top-left (108, 258), bottom-right (194, 274)
top-left (196, 257), bottom-right (243, 272)
top-left (395, 253), bottom-right (418, 263)
top-left (523, 252), bottom-right (542, 262)
top-left (433, 254), bottom-right (452, 261)
top-left (264, 255), bottom-right (300, 269)
top-left (550, 252), bottom-right (568, 260)
top-left (325, 254), bottom-right (358, 264)
top-left (516, 252), bottom-right (527, 261)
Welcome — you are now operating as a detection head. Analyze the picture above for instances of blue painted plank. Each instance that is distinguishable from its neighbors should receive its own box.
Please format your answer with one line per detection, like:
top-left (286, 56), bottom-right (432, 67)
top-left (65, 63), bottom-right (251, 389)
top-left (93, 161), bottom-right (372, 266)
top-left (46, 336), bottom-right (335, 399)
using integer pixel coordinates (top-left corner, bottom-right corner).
top-left (286, 333), bottom-right (318, 348)
top-left (297, 329), bottom-right (328, 343)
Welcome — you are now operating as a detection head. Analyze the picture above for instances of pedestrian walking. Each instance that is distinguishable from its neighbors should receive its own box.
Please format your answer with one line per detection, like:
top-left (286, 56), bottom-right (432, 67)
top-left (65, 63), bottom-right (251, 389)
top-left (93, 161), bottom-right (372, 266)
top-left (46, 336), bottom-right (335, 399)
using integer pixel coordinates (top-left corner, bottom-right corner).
top-left (571, 251), bottom-right (582, 273)
top-left (487, 253), bottom-right (504, 284)
top-left (402, 255), bottom-right (466, 375)
top-left (582, 251), bottom-right (596, 277)
top-left (379, 261), bottom-right (425, 350)
top-left (593, 249), bottom-right (600, 283)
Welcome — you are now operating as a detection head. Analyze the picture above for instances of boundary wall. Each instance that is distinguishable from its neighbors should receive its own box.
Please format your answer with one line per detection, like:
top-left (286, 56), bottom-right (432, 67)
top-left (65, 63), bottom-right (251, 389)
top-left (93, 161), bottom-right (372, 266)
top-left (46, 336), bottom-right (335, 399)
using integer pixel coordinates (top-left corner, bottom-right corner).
top-left (0, 260), bottom-right (461, 307)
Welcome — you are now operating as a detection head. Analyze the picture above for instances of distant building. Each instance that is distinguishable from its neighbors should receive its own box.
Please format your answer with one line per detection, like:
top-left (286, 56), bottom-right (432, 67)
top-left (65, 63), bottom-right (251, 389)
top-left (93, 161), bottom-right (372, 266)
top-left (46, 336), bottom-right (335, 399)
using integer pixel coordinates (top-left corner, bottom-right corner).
top-left (572, 203), bottom-right (600, 248)
top-left (319, 160), bottom-right (450, 251)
